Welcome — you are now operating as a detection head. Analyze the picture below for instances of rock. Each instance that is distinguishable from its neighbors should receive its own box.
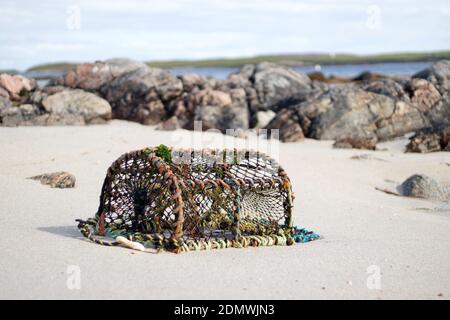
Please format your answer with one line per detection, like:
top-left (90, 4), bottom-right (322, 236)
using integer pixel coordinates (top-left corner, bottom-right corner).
top-left (333, 136), bottom-right (377, 150)
top-left (156, 116), bottom-right (181, 131)
top-left (363, 79), bottom-right (408, 100)
top-left (0, 96), bottom-right (12, 113)
top-left (265, 109), bottom-right (304, 142)
top-left (41, 89), bottom-right (112, 125)
top-left (399, 174), bottom-right (450, 201)
top-left (180, 74), bottom-right (208, 92)
top-left (414, 60), bottom-right (450, 94)
top-left (0, 104), bottom-right (42, 126)
top-left (375, 100), bottom-right (430, 141)
top-left (270, 85), bottom-right (431, 142)
top-left (230, 62), bottom-right (311, 110)
top-left (135, 100), bottom-right (166, 126)
top-left (266, 80), bottom-right (437, 143)
top-left (192, 88), bottom-right (232, 107)
top-left (102, 67), bottom-right (183, 124)
top-left (412, 61), bottom-right (450, 128)
top-left (192, 88), bottom-right (249, 132)
top-left (0, 86), bottom-right (10, 99)
top-left (406, 126), bottom-right (450, 153)
top-left (254, 62), bottom-right (312, 109)
top-left (353, 71), bottom-right (386, 82)
top-left (0, 74), bottom-right (36, 99)
top-left (407, 78), bottom-right (441, 111)
top-left (56, 58), bottom-right (149, 91)
top-left (255, 110), bottom-right (276, 129)
top-left (29, 171), bottom-right (76, 188)
top-left (307, 72), bottom-right (352, 84)
top-left (194, 104), bottom-right (248, 132)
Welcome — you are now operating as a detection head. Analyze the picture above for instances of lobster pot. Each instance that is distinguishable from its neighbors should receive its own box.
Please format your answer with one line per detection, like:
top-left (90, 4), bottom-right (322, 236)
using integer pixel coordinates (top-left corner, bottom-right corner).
top-left (78, 147), bottom-right (295, 253)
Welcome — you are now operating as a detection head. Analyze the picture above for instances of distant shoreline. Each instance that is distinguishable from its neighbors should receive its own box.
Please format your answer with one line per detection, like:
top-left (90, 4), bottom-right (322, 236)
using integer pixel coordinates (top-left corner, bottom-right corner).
top-left (16, 50), bottom-right (450, 74)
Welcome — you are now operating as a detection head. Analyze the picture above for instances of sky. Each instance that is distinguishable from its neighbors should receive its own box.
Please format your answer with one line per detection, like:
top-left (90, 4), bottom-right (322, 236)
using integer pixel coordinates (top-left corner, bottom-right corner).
top-left (1, 0), bottom-right (450, 70)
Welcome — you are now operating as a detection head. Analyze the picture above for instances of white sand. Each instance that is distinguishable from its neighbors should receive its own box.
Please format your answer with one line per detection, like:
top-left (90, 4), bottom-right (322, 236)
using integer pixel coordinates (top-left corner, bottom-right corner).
top-left (0, 120), bottom-right (449, 299)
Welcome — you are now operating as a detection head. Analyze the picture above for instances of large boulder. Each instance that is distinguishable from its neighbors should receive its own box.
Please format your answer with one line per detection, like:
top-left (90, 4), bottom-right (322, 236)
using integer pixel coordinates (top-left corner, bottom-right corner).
top-left (266, 85), bottom-right (430, 142)
top-left (102, 67), bottom-right (183, 125)
top-left (54, 58), bottom-right (149, 91)
top-left (253, 63), bottom-right (311, 109)
top-left (40, 89), bottom-right (111, 125)
top-left (229, 62), bottom-right (312, 111)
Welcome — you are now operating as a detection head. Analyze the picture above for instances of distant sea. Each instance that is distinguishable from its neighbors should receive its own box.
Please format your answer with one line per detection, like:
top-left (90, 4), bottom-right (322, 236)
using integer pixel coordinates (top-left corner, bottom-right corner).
top-left (168, 61), bottom-right (433, 79)
top-left (25, 61), bottom-right (433, 83)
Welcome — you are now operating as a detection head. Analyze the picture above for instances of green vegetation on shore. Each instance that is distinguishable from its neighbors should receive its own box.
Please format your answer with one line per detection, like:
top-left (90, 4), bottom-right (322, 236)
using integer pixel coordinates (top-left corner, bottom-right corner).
top-left (24, 50), bottom-right (450, 73)
top-left (26, 62), bottom-right (77, 73)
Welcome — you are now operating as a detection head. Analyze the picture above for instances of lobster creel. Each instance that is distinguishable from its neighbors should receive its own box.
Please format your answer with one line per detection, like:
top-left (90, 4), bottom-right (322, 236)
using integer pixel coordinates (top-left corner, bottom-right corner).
top-left (76, 145), bottom-right (319, 253)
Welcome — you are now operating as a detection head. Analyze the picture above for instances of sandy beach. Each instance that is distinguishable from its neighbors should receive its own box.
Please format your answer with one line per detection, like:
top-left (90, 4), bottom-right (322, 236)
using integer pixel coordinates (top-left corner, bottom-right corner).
top-left (0, 120), bottom-right (449, 299)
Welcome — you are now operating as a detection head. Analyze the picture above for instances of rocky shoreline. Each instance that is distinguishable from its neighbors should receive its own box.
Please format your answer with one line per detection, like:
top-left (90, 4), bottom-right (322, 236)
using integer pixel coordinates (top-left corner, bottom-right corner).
top-left (1, 58), bottom-right (449, 152)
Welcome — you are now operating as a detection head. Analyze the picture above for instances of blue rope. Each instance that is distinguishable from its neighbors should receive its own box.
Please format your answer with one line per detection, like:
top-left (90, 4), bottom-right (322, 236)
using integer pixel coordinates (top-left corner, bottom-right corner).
top-left (292, 226), bottom-right (320, 243)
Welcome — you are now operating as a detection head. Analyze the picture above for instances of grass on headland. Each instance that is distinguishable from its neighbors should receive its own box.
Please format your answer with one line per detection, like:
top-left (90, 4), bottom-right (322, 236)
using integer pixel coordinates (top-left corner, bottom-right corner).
top-left (26, 62), bottom-right (77, 73)
top-left (145, 51), bottom-right (450, 68)
top-left (21, 50), bottom-right (450, 73)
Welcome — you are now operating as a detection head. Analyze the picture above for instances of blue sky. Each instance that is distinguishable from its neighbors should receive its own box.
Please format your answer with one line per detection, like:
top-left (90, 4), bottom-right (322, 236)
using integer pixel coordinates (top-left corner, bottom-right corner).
top-left (1, 0), bottom-right (450, 70)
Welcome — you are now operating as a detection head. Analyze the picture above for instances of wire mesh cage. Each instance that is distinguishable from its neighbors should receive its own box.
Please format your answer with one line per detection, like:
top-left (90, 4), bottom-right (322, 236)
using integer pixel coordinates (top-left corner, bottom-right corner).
top-left (77, 145), bottom-right (318, 253)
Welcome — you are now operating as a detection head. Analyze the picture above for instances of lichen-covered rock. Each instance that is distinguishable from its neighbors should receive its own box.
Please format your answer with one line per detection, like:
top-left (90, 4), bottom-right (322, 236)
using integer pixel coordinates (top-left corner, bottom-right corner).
top-left (41, 89), bottom-right (112, 125)
top-left (0, 73), bottom-right (36, 100)
top-left (399, 174), bottom-right (450, 201)
top-left (55, 58), bottom-right (148, 91)
top-left (363, 79), bottom-right (408, 100)
top-left (406, 126), bottom-right (450, 153)
top-left (407, 78), bottom-right (442, 111)
top-left (267, 84), bottom-right (432, 142)
top-left (29, 171), bottom-right (76, 188)
top-left (193, 88), bottom-right (232, 107)
top-left (414, 60), bottom-right (450, 95)
top-left (101, 67), bottom-right (183, 124)
top-left (253, 63), bottom-right (311, 109)
top-left (0, 104), bottom-right (43, 126)
top-left (229, 62), bottom-right (312, 111)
